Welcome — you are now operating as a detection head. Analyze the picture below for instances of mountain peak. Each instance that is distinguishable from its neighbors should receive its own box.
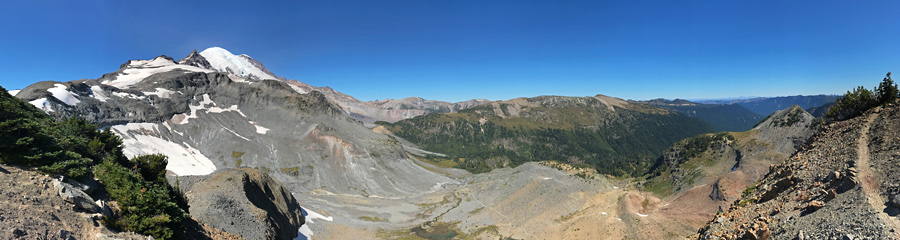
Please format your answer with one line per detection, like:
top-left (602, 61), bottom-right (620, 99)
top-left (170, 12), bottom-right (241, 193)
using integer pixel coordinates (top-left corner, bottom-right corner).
top-left (199, 47), bottom-right (280, 81)
top-left (178, 49), bottom-right (213, 69)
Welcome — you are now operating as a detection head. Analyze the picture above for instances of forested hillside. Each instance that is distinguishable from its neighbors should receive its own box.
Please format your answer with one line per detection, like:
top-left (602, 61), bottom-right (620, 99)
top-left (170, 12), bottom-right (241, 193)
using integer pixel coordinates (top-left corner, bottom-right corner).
top-left (379, 95), bottom-right (715, 176)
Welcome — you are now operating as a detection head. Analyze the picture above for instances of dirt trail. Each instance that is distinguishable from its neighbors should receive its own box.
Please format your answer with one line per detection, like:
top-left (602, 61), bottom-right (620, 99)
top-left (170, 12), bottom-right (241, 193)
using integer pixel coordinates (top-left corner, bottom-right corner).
top-left (856, 110), bottom-right (900, 237)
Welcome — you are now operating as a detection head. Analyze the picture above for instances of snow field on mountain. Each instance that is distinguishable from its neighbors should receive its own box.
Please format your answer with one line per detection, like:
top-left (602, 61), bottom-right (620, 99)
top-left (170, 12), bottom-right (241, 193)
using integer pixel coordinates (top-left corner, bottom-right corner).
top-left (111, 123), bottom-right (216, 176)
top-left (47, 84), bottom-right (80, 105)
top-left (28, 98), bottom-right (52, 112)
top-left (89, 86), bottom-right (109, 102)
top-left (176, 94), bottom-right (246, 125)
top-left (104, 58), bottom-right (212, 88)
top-left (200, 47), bottom-right (277, 80)
top-left (143, 88), bottom-right (178, 98)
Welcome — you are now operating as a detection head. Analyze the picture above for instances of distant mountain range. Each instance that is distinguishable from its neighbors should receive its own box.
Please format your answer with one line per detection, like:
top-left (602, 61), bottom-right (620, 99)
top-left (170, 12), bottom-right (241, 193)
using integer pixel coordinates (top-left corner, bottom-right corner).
top-left (696, 95), bottom-right (838, 116)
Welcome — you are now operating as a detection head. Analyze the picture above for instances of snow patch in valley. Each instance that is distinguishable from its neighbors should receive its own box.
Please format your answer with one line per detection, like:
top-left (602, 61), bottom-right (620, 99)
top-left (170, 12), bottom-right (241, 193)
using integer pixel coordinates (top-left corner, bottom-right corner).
top-left (8, 89), bottom-right (20, 96)
top-left (47, 84), bottom-right (80, 106)
top-left (90, 86), bottom-right (109, 102)
top-left (28, 98), bottom-right (53, 112)
top-left (111, 123), bottom-right (216, 176)
top-left (295, 205), bottom-right (334, 240)
top-left (636, 213), bottom-right (648, 217)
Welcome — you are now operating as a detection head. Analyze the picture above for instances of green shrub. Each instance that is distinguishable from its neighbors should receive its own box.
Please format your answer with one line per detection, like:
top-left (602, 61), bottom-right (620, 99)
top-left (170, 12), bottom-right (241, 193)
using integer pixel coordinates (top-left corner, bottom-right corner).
top-left (827, 72), bottom-right (897, 121)
top-left (95, 158), bottom-right (186, 239)
top-left (0, 87), bottom-right (186, 238)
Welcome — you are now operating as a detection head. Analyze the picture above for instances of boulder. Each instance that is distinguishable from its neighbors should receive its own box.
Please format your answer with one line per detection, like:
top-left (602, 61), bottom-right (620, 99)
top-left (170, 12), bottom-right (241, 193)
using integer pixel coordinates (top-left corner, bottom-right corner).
top-left (186, 168), bottom-right (305, 240)
top-left (52, 179), bottom-right (100, 213)
top-left (65, 177), bottom-right (99, 195)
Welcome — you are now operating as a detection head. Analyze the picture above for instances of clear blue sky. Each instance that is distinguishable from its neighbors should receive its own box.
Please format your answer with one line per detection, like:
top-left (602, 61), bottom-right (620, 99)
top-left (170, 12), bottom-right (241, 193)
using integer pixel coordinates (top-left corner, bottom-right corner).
top-left (1, 1), bottom-right (898, 102)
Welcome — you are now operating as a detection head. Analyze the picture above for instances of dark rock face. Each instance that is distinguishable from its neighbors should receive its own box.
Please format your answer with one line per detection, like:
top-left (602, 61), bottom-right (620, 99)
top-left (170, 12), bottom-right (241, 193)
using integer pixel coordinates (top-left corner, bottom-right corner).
top-left (179, 50), bottom-right (213, 70)
top-left (709, 179), bottom-right (726, 201)
top-left (186, 168), bottom-right (305, 240)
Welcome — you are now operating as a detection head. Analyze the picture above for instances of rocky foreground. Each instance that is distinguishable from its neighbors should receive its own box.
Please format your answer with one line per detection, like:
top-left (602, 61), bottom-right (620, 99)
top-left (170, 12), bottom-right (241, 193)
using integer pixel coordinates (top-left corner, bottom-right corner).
top-left (696, 100), bottom-right (900, 239)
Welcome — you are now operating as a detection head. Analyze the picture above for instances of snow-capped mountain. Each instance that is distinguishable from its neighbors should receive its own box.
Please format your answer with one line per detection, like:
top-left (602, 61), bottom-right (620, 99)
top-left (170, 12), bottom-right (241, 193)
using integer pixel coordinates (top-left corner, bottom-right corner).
top-left (14, 49), bottom-right (459, 199)
top-left (199, 47), bottom-right (282, 81)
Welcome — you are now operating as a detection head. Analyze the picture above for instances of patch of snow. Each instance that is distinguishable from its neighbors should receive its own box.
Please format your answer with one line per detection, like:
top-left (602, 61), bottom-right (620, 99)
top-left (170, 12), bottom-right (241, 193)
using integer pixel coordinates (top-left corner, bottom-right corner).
top-left (200, 47), bottom-right (278, 80)
top-left (250, 121), bottom-right (270, 134)
top-left (47, 84), bottom-right (80, 106)
top-left (295, 205), bottom-right (333, 240)
top-left (143, 88), bottom-right (178, 98)
top-left (178, 94), bottom-right (246, 124)
top-left (111, 123), bottom-right (216, 176)
top-left (90, 86), bottom-right (109, 102)
top-left (636, 213), bottom-right (648, 217)
top-left (162, 122), bottom-right (184, 136)
top-left (28, 98), bottom-right (53, 112)
top-left (220, 125), bottom-right (251, 142)
top-left (601, 212), bottom-right (607, 215)
top-left (288, 84), bottom-right (310, 94)
top-left (207, 105), bottom-right (243, 115)
top-left (112, 92), bottom-right (147, 100)
top-left (613, 186), bottom-right (619, 189)
top-left (104, 62), bottom-right (213, 89)
top-left (127, 57), bottom-right (176, 68)
top-left (542, 177), bottom-right (552, 180)
top-left (8, 89), bottom-right (20, 96)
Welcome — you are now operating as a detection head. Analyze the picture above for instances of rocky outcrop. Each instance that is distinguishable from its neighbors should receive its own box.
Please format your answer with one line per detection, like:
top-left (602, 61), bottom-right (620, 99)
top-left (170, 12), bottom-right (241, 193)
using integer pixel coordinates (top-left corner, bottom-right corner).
top-left (696, 101), bottom-right (900, 239)
top-left (709, 179), bottom-right (726, 201)
top-left (186, 168), bottom-right (305, 240)
top-left (178, 49), bottom-right (214, 70)
top-left (753, 105), bottom-right (818, 154)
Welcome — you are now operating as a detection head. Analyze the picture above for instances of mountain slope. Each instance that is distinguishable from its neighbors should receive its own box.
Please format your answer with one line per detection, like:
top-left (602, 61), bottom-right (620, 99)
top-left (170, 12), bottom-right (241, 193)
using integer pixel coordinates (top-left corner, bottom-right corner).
top-left (696, 101), bottom-right (900, 239)
top-left (642, 99), bottom-right (763, 132)
top-left (643, 105), bottom-right (817, 197)
top-left (379, 95), bottom-right (716, 176)
top-left (13, 51), bottom-right (458, 199)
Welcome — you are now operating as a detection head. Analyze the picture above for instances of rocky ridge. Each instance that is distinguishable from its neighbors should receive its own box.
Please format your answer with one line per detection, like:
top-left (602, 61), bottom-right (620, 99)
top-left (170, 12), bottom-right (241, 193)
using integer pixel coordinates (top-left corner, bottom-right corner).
top-left (696, 100), bottom-right (900, 239)
top-left (184, 168), bottom-right (305, 240)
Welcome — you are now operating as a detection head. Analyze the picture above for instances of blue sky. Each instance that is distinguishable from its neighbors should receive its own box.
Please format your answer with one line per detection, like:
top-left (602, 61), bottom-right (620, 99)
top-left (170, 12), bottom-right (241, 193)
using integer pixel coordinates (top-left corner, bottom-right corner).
top-left (1, 1), bottom-right (898, 102)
